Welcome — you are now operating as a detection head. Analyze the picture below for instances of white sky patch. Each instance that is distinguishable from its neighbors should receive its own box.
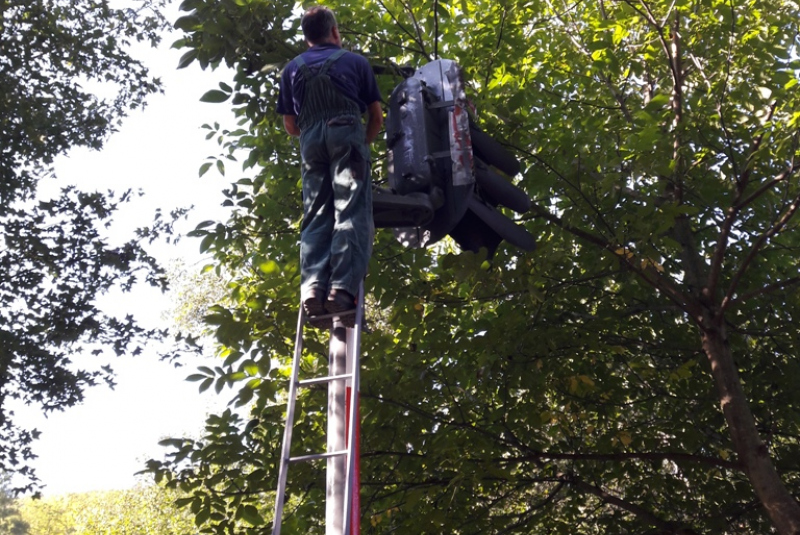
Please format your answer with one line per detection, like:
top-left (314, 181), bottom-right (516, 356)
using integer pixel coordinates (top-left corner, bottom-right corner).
top-left (12, 3), bottom-right (246, 496)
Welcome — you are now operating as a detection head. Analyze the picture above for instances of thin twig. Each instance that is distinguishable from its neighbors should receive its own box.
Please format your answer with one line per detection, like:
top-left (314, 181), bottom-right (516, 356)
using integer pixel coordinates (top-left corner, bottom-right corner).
top-left (721, 187), bottom-right (800, 314)
top-left (506, 450), bottom-right (740, 471)
top-left (571, 476), bottom-right (700, 534)
top-left (433, 0), bottom-right (439, 59)
top-left (373, 0), bottom-right (429, 59)
top-left (707, 103), bottom-right (780, 296)
top-left (729, 276), bottom-right (800, 309)
top-left (396, 0), bottom-right (428, 59)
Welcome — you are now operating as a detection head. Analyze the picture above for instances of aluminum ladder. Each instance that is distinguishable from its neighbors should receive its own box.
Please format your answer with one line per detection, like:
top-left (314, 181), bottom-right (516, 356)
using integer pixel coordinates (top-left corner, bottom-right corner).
top-left (272, 282), bottom-right (364, 535)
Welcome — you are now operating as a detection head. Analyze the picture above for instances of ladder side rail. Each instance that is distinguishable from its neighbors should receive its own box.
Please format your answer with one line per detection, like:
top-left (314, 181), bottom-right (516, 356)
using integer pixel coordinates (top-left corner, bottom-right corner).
top-left (342, 282), bottom-right (365, 535)
top-left (326, 322), bottom-right (349, 535)
top-left (272, 309), bottom-right (307, 535)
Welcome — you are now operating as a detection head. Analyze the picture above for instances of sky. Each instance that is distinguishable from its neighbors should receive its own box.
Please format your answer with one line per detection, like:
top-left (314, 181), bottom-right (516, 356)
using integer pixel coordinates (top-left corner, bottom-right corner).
top-left (10, 6), bottom-right (247, 496)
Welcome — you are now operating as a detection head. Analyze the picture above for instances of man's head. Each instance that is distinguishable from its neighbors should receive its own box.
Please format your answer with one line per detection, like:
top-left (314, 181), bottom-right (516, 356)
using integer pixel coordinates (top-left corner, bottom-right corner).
top-left (301, 6), bottom-right (340, 46)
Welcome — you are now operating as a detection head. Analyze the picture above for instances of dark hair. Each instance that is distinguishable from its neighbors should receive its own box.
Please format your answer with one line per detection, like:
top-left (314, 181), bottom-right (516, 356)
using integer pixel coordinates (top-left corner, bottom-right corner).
top-left (301, 6), bottom-right (337, 44)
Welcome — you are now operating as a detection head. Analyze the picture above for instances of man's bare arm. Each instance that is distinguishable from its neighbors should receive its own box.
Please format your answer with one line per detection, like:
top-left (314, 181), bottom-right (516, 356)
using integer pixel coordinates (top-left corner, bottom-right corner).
top-left (365, 101), bottom-right (383, 145)
top-left (284, 115), bottom-right (301, 137)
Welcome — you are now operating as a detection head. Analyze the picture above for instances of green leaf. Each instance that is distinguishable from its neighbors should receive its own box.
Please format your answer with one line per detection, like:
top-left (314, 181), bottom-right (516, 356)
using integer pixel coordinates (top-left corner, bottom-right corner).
top-left (241, 505), bottom-right (264, 526)
top-left (242, 360), bottom-right (259, 376)
top-left (195, 506), bottom-right (210, 526)
top-left (214, 376), bottom-right (225, 394)
top-left (199, 161), bottom-right (213, 177)
top-left (199, 377), bottom-right (214, 393)
top-left (177, 49), bottom-right (198, 69)
top-left (173, 14), bottom-right (200, 31)
top-left (234, 387), bottom-right (253, 407)
top-left (199, 90), bottom-right (231, 103)
top-left (199, 233), bottom-right (215, 253)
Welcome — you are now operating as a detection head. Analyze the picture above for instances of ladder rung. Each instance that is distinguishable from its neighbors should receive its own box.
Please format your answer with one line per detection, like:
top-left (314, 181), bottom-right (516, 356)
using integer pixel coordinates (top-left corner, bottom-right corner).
top-left (289, 449), bottom-right (348, 463)
top-left (297, 373), bottom-right (354, 387)
top-left (306, 309), bottom-right (356, 321)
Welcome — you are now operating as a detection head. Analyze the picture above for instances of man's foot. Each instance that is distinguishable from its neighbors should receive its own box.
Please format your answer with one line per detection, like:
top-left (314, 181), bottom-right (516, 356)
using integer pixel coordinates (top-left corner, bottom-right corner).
top-left (302, 288), bottom-right (331, 329)
top-left (325, 289), bottom-right (357, 328)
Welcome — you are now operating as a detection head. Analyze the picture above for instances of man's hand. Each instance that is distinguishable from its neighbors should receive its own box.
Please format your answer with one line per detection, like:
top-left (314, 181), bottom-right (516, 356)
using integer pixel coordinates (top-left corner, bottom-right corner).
top-left (365, 100), bottom-right (383, 145)
top-left (283, 115), bottom-right (301, 137)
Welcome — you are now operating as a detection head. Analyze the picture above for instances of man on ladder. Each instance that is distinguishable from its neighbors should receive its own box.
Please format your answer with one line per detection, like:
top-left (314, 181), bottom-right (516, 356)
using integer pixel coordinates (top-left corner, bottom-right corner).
top-left (273, 6), bottom-right (380, 535)
top-left (277, 5), bottom-right (383, 328)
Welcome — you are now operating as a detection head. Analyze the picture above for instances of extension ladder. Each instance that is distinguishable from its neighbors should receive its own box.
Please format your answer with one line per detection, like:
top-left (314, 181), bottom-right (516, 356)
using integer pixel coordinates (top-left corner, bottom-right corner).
top-left (272, 282), bottom-right (364, 535)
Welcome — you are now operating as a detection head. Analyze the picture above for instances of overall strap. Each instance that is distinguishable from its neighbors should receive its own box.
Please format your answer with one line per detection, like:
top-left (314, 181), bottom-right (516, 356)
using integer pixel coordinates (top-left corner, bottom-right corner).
top-left (293, 54), bottom-right (313, 79)
top-left (318, 48), bottom-right (347, 76)
top-left (294, 48), bottom-right (347, 80)
top-left (294, 48), bottom-right (360, 131)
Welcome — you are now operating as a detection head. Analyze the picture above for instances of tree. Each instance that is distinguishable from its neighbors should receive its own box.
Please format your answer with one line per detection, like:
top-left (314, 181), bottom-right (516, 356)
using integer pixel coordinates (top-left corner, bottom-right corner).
top-left (18, 485), bottom-right (199, 534)
top-left (150, 0), bottom-right (800, 533)
top-left (0, 474), bottom-right (29, 534)
top-left (163, 259), bottom-right (230, 338)
top-left (0, 0), bottom-right (172, 492)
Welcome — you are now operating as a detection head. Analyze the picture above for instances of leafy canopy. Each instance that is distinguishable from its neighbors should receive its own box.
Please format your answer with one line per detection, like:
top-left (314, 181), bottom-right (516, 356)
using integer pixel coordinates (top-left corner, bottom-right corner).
top-left (151, 0), bottom-right (800, 533)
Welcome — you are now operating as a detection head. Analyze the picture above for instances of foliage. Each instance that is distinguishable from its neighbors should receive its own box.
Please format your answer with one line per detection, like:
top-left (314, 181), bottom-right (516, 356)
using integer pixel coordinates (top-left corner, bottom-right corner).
top-left (18, 484), bottom-right (198, 534)
top-left (0, 474), bottom-right (29, 534)
top-left (150, 0), bottom-right (800, 534)
top-left (1, 0), bottom-right (167, 201)
top-left (0, 0), bottom-right (173, 492)
top-left (164, 259), bottom-right (230, 338)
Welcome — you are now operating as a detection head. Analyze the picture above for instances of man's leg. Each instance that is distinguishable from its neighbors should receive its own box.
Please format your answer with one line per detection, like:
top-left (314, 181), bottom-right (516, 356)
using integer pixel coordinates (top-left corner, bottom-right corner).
top-left (300, 123), bottom-right (335, 304)
top-left (327, 120), bottom-right (373, 300)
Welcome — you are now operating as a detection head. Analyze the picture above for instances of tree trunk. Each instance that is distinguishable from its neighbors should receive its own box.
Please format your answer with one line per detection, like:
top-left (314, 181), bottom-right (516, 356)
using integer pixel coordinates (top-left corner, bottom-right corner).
top-left (702, 316), bottom-right (800, 534)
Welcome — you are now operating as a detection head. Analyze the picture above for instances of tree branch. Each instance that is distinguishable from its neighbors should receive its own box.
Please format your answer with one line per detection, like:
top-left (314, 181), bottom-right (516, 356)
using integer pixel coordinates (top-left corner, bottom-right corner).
top-left (549, 0), bottom-right (634, 122)
top-left (494, 482), bottom-right (566, 535)
top-left (706, 102), bottom-right (779, 298)
top-left (482, 6), bottom-right (508, 90)
top-left (433, 0), bottom-right (439, 59)
top-left (362, 393), bottom-right (740, 472)
top-left (396, 0), bottom-right (429, 60)
top-left (721, 184), bottom-right (800, 314)
top-left (341, 28), bottom-right (426, 57)
top-left (571, 476), bottom-right (700, 534)
top-left (734, 153), bottom-right (797, 212)
top-left (507, 450), bottom-right (741, 471)
top-left (626, 0), bottom-right (674, 85)
top-left (729, 276), bottom-right (800, 309)
top-left (529, 202), bottom-right (701, 318)
top-left (373, 0), bottom-right (430, 60)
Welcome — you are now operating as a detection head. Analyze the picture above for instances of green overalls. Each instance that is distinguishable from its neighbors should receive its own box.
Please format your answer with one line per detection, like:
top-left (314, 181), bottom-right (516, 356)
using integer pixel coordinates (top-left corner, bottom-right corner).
top-left (295, 49), bottom-right (374, 300)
